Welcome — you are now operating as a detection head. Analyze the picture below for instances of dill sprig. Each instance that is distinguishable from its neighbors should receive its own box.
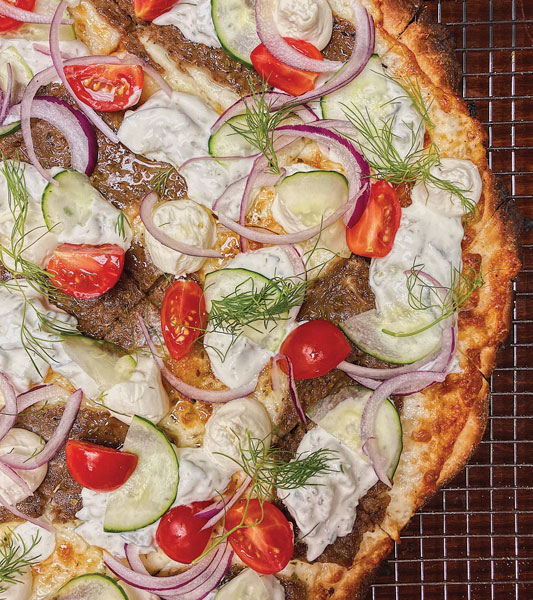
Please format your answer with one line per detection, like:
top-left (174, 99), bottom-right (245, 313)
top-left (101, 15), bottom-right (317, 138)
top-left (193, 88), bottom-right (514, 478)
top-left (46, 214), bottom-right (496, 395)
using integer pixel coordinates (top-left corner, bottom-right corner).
top-left (114, 211), bottom-right (129, 241)
top-left (228, 79), bottom-right (298, 174)
top-left (382, 72), bottom-right (434, 130)
top-left (341, 104), bottom-right (477, 215)
top-left (382, 262), bottom-right (484, 337)
top-left (151, 166), bottom-right (175, 194)
top-left (0, 530), bottom-right (42, 593)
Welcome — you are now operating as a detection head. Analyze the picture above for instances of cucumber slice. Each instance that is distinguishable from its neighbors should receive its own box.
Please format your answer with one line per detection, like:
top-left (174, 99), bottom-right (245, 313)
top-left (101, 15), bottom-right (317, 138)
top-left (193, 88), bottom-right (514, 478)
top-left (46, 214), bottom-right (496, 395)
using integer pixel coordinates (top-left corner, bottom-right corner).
top-left (208, 114), bottom-right (256, 159)
top-left (309, 386), bottom-right (403, 479)
top-left (3, 0), bottom-right (76, 41)
top-left (215, 569), bottom-right (273, 600)
top-left (340, 308), bottom-right (442, 365)
top-left (211, 0), bottom-right (260, 68)
top-left (320, 55), bottom-right (388, 121)
top-left (204, 268), bottom-right (288, 352)
top-left (0, 122), bottom-right (20, 138)
top-left (61, 335), bottom-right (137, 393)
top-left (104, 416), bottom-right (179, 533)
top-left (56, 573), bottom-right (127, 600)
top-left (0, 46), bottom-right (33, 100)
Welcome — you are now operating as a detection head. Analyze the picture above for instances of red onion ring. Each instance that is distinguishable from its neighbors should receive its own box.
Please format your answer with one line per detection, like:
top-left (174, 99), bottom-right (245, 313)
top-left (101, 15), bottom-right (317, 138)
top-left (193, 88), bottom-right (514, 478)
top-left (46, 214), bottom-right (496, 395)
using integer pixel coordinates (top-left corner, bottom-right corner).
top-left (0, 462), bottom-right (33, 497)
top-left (255, 0), bottom-right (341, 73)
top-left (125, 543), bottom-right (150, 575)
top-left (0, 374), bottom-right (18, 443)
top-left (140, 192), bottom-right (222, 259)
top-left (137, 315), bottom-right (258, 402)
top-left (0, 389), bottom-right (82, 470)
top-left (0, 495), bottom-right (52, 531)
top-left (273, 355), bottom-right (305, 424)
top-left (0, 63), bottom-right (12, 125)
top-left (0, 0), bottom-right (72, 23)
top-left (17, 384), bottom-right (69, 412)
top-left (361, 371), bottom-right (447, 487)
top-left (197, 475), bottom-right (251, 531)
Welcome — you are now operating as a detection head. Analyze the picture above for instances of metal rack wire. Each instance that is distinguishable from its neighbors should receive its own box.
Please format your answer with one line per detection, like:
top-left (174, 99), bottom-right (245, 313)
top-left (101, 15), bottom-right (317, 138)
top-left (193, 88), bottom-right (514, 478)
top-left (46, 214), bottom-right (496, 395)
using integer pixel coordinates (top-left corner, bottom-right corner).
top-left (371, 1), bottom-right (532, 598)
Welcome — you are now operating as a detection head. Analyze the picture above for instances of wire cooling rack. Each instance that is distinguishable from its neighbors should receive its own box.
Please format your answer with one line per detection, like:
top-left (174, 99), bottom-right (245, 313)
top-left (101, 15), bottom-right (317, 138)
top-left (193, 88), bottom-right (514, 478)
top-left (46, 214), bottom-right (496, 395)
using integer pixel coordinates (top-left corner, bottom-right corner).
top-left (371, 1), bottom-right (532, 598)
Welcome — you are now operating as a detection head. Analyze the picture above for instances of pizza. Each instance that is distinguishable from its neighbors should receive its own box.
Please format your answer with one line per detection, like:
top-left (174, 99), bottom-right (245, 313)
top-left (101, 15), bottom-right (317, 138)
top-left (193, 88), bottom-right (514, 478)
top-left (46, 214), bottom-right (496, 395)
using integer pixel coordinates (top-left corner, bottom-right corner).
top-left (0, 0), bottom-right (521, 599)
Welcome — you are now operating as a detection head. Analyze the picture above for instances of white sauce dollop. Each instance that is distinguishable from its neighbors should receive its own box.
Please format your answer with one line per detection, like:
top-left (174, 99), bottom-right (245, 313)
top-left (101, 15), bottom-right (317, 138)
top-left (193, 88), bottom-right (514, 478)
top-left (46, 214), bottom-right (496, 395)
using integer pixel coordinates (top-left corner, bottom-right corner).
top-left (203, 398), bottom-right (272, 473)
top-left (153, 0), bottom-right (221, 48)
top-left (0, 429), bottom-right (48, 504)
top-left (144, 199), bottom-right (216, 276)
top-left (117, 91), bottom-right (218, 167)
top-left (0, 565), bottom-right (32, 600)
top-left (13, 522), bottom-right (56, 564)
top-left (279, 426), bottom-right (377, 561)
top-left (274, 0), bottom-right (333, 51)
top-left (214, 568), bottom-right (285, 599)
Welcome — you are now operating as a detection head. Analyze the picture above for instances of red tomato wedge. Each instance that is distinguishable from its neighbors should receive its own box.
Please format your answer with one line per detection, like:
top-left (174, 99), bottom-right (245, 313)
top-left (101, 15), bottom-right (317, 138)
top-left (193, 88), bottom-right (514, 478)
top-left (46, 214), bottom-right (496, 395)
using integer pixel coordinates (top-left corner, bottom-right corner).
top-left (0, 0), bottom-right (35, 33)
top-left (226, 499), bottom-right (294, 574)
top-left (250, 38), bottom-right (323, 96)
top-left (133, 0), bottom-right (176, 21)
top-left (161, 280), bottom-right (206, 362)
top-left (65, 440), bottom-right (138, 492)
top-left (156, 502), bottom-right (214, 564)
top-left (280, 320), bottom-right (351, 380)
top-left (346, 181), bottom-right (402, 258)
top-left (63, 64), bottom-right (144, 112)
top-left (47, 243), bottom-right (125, 300)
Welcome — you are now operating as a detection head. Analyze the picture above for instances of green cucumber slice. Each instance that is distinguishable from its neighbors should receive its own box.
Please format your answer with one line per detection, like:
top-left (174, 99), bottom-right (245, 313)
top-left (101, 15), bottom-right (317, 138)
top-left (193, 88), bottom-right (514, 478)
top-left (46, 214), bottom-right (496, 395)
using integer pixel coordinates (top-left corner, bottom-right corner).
top-left (340, 308), bottom-right (442, 365)
top-left (215, 569), bottom-right (272, 600)
top-left (208, 114), bottom-right (256, 159)
top-left (309, 386), bottom-right (403, 479)
top-left (56, 573), bottom-right (127, 600)
top-left (275, 170), bottom-right (349, 228)
top-left (3, 0), bottom-right (76, 41)
top-left (204, 267), bottom-right (288, 352)
top-left (0, 46), bottom-right (33, 100)
top-left (61, 335), bottom-right (137, 393)
top-left (104, 416), bottom-right (179, 533)
top-left (0, 122), bottom-right (20, 138)
top-left (211, 0), bottom-right (260, 68)
top-left (320, 54), bottom-right (388, 121)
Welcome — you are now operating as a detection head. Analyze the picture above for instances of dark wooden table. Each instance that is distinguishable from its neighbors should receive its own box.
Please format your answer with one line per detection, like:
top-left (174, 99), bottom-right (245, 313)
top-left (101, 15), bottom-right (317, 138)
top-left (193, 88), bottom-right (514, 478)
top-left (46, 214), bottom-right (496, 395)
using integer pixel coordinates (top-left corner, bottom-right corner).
top-left (371, 1), bottom-right (533, 598)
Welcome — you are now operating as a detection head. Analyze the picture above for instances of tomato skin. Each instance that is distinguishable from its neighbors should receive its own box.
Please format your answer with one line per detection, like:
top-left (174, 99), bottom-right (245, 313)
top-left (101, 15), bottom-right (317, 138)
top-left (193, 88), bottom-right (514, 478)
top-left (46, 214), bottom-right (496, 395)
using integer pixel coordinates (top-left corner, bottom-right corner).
top-left (250, 38), bottom-right (323, 96)
top-left (65, 440), bottom-right (138, 492)
top-left (346, 181), bottom-right (402, 258)
top-left (133, 0), bottom-right (176, 21)
top-left (161, 280), bottom-right (206, 362)
top-left (280, 320), bottom-right (351, 380)
top-left (156, 502), bottom-right (214, 563)
top-left (0, 0), bottom-right (35, 33)
top-left (47, 243), bottom-right (125, 300)
top-left (64, 65), bottom-right (144, 112)
top-left (225, 499), bottom-right (293, 574)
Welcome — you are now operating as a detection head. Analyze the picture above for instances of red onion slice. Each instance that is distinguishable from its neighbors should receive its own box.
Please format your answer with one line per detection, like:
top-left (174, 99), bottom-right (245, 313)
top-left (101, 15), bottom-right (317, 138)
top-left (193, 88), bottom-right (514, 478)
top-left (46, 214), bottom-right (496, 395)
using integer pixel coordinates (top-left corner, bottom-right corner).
top-left (255, 0), bottom-right (340, 73)
top-left (0, 63), bottom-right (12, 125)
top-left (0, 374), bottom-right (18, 443)
top-left (273, 355), bottom-right (306, 424)
top-left (17, 384), bottom-right (70, 412)
top-left (137, 316), bottom-right (258, 402)
top-left (198, 476), bottom-right (251, 531)
top-left (0, 0), bottom-right (72, 23)
top-left (0, 495), bottom-right (52, 531)
top-left (0, 462), bottom-right (33, 497)
top-left (361, 371), bottom-right (447, 487)
top-left (125, 543), bottom-right (150, 575)
top-left (0, 389), bottom-right (82, 470)
top-left (140, 192), bottom-right (222, 259)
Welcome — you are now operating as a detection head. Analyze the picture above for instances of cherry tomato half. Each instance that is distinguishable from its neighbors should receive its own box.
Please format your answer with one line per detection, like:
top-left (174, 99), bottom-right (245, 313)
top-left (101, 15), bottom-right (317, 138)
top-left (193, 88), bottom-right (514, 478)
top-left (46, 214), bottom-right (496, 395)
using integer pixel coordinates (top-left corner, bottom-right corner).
top-left (250, 38), bottom-right (323, 96)
top-left (225, 499), bottom-right (294, 575)
top-left (133, 0), bottom-right (176, 21)
top-left (65, 440), bottom-right (138, 492)
top-left (161, 280), bottom-right (206, 362)
top-left (47, 243), bottom-right (125, 300)
top-left (280, 320), bottom-right (351, 380)
top-left (346, 181), bottom-right (402, 258)
top-left (64, 64), bottom-right (144, 112)
top-left (0, 0), bottom-right (35, 33)
top-left (156, 502), bottom-right (214, 564)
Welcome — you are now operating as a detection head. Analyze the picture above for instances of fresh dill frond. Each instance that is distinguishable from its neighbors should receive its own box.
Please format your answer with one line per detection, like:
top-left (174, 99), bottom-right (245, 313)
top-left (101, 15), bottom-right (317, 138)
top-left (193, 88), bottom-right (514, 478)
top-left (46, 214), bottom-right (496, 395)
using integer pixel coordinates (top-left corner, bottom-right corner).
top-left (341, 104), bottom-right (476, 215)
top-left (382, 262), bottom-right (484, 337)
top-left (114, 211), bottom-right (129, 241)
top-left (382, 71), bottom-right (434, 130)
top-left (0, 530), bottom-right (42, 593)
top-left (228, 79), bottom-right (297, 174)
top-left (151, 166), bottom-right (174, 194)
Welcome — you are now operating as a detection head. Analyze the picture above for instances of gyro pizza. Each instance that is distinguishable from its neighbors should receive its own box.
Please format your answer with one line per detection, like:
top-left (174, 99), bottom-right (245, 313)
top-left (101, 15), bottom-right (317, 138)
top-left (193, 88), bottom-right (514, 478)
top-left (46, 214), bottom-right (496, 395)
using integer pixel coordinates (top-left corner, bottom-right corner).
top-left (0, 0), bottom-right (521, 599)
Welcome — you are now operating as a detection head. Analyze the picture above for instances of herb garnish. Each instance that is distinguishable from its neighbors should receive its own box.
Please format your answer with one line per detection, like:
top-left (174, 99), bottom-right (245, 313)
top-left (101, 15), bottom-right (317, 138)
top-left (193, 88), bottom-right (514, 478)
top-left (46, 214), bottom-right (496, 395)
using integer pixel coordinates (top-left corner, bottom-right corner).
top-left (0, 530), bottom-right (42, 594)
top-left (382, 262), bottom-right (484, 337)
top-left (151, 166), bottom-right (175, 194)
top-left (114, 211), bottom-right (129, 241)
